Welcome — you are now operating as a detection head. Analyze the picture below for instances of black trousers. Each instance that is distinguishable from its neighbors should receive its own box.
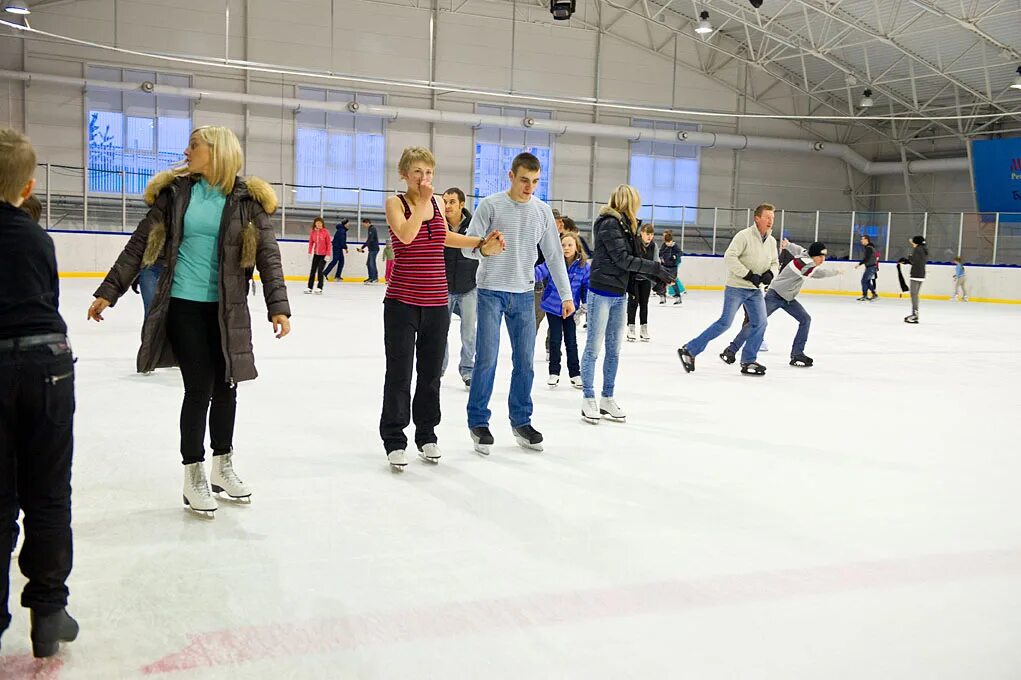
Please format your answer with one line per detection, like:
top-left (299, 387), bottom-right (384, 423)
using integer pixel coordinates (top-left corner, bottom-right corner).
top-left (627, 279), bottom-right (653, 325)
top-left (380, 299), bottom-right (450, 454)
top-left (546, 312), bottom-right (580, 377)
top-left (0, 341), bottom-right (74, 636)
top-left (166, 299), bottom-right (237, 465)
top-left (308, 254), bottom-right (326, 290)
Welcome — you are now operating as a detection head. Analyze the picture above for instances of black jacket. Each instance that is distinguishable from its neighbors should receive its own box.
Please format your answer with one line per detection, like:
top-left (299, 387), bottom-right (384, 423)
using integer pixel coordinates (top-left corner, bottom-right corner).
top-left (333, 225), bottom-right (348, 251)
top-left (908, 244), bottom-right (927, 279)
top-left (659, 242), bottom-right (681, 269)
top-left (630, 236), bottom-right (657, 284)
top-left (0, 203), bottom-right (67, 339)
top-left (444, 209), bottom-right (478, 295)
top-left (362, 225), bottom-right (379, 250)
top-left (858, 243), bottom-right (877, 267)
top-left (588, 208), bottom-right (667, 296)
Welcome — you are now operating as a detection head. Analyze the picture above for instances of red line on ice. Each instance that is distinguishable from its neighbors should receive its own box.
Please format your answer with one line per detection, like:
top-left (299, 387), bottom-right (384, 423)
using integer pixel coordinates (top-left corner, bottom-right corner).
top-left (141, 547), bottom-right (1021, 675)
top-left (0, 655), bottom-right (63, 680)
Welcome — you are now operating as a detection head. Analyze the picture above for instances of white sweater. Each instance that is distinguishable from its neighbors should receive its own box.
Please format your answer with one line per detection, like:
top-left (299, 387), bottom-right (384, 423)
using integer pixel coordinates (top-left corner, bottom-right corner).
top-left (724, 225), bottom-right (780, 289)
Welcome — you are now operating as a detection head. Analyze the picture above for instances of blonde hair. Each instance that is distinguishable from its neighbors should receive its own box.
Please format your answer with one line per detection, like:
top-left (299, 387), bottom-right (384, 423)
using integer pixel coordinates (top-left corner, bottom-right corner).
top-left (605, 184), bottom-right (641, 233)
top-left (185, 126), bottom-right (243, 195)
top-left (561, 232), bottom-right (587, 266)
top-left (398, 146), bottom-right (436, 178)
top-left (754, 203), bottom-right (776, 217)
top-left (0, 128), bottom-right (37, 204)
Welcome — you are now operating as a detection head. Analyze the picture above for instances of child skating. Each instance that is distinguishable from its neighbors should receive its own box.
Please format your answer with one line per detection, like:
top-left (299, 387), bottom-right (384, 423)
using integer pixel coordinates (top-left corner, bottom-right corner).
top-left (952, 256), bottom-right (968, 301)
top-left (535, 233), bottom-right (590, 389)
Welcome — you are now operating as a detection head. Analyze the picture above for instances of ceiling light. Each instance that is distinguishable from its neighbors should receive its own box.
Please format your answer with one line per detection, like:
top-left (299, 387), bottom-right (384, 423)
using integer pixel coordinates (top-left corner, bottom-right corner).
top-left (3, 2), bottom-right (31, 14)
top-left (1011, 66), bottom-right (1021, 90)
top-left (695, 11), bottom-right (712, 34)
top-left (549, 0), bottom-right (575, 20)
top-left (859, 88), bottom-right (874, 108)
top-left (748, 0), bottom-right (763, 8)
top-left (845, 74), bottom-right (857, 87)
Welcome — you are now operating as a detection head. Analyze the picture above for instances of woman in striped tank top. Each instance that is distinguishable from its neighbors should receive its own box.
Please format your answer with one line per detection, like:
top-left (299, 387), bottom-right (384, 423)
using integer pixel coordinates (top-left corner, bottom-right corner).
top-left (379, 147), bottom-right (504, 471)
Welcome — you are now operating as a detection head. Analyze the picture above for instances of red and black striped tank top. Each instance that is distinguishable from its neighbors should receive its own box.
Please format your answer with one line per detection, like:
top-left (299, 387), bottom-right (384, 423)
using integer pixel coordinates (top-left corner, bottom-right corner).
top-left (385, 194), bottom-right (449, 307)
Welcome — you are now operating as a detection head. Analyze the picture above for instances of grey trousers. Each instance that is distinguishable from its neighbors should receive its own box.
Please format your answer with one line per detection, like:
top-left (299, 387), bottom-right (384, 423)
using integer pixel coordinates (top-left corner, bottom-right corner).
top-left (954, 275), bottom-right (968, 298)
top-left (910, 279), bottom-right (923, 315)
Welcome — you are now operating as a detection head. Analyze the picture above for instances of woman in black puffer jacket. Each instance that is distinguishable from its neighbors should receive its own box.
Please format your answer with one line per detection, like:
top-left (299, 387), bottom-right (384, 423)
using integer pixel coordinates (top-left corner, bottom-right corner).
top-left (580, 185), bottom-right (674, 424)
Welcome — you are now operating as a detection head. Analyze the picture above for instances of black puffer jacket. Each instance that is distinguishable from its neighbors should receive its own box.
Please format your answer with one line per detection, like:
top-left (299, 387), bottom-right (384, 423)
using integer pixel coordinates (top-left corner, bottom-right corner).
top-left (908, 244), bottom-right (928, 279)
top-left (588, 207), bottom-right (669, 296)
top-left (444, 208), bottom-right (478, 295)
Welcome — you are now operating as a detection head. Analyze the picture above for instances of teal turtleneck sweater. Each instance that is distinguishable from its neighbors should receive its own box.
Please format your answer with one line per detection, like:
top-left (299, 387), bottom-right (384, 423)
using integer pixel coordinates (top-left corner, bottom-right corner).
top-left (171, 179), bottom-right (227, 303)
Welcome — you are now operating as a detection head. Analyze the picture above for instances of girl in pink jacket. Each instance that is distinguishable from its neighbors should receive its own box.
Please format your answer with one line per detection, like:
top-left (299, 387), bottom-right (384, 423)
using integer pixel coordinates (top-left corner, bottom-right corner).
top-left (306, 217), bottom-right (332, 294)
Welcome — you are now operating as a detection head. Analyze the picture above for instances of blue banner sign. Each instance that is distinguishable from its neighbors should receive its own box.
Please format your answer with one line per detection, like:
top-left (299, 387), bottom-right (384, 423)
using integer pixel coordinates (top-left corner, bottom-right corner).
top-left (971, 138), bottom-right (1021, 223)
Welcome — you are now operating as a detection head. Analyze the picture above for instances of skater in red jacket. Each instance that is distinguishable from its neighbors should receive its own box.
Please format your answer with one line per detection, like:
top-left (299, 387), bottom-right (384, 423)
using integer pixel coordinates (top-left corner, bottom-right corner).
top-left (306, 217), bottom-right (332, 294)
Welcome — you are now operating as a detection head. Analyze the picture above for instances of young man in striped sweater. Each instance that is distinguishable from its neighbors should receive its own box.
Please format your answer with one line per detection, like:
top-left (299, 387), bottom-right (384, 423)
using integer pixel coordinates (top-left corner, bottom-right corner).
top-left (463, 153), bottom-right (574, 455)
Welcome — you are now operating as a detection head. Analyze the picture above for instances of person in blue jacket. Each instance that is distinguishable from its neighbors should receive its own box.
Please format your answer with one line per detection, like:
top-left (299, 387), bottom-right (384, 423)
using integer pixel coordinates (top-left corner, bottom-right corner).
top-left (324, 219), bottom-right (349, 281)
top-left (535, 232), bottom-right (590, 389)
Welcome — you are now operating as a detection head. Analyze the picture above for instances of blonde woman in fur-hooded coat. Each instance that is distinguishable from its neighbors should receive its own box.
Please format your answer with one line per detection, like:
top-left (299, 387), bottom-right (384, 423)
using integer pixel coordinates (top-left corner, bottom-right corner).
top-left (89, 126), bottom-right (291, 517)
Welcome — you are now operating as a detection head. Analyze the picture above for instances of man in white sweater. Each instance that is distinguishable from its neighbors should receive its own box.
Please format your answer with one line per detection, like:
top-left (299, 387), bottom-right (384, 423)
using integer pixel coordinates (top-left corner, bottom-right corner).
top-left (678, 203), bottom-right (780, 376)
top-left (462, 153), bottom-right (574, 454)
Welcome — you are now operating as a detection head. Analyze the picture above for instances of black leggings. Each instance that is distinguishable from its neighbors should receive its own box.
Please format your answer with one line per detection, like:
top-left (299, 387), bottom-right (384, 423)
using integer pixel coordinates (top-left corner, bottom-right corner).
top-left (627, 279), bottom-right (653, 325)
top-left (308, 254), bottom-right (326, 290)
top-left (166, 298), bottom-right (237, 465)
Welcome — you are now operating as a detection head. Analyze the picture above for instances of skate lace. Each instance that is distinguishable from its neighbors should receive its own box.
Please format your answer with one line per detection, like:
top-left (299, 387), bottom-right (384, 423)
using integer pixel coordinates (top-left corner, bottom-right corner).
top-left (218, 456), bottom-right (244, 486)
top-left (188, 465), bottom-right (210, 495)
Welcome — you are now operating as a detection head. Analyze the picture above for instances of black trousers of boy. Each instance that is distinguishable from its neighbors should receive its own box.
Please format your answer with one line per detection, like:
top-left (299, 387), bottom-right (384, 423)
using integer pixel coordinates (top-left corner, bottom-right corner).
top-left (166, 299), bottom-right (237, 465)
top-left (627, 278), bottom-right (653, 325)
top-left (308, 254), bottom-right (326, 290)
top-left (380, 299), bottom-right (450, 454)
top-left (0, 339), bottom-right (74, 638)
top-left (546, 312), bottom-right (580, 377)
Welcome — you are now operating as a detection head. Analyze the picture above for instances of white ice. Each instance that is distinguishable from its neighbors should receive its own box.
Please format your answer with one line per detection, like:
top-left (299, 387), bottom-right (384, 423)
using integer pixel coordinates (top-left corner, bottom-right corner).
top-left (2, 280), bottom-right (1020, 679)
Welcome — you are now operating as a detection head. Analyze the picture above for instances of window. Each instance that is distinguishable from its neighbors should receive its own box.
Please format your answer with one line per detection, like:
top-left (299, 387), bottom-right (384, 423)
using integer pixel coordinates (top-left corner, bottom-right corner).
top-left (629, 118), bottom-right (700, 223)
top-left (474, 105), bottom-right (553, 204)
top-left (294, 87), bottom-right (386, 208)
top-left (86, 67), bottom-right (191, 194)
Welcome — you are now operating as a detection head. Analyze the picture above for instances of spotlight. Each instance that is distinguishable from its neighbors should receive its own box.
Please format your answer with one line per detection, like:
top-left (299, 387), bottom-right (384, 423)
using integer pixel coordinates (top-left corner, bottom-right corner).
top-left (748, 0), bottom-right (763, 7)
top-left (1011, 66), bottom-right (1021, 90)
top-left (859, 88), bottom-right (874, 108)
top-left (695, 10), bottom-right (712, 34)
top-left (3, 2), bottom-right (30, 14)
top-left (549, 0), bottom-right (576, 20)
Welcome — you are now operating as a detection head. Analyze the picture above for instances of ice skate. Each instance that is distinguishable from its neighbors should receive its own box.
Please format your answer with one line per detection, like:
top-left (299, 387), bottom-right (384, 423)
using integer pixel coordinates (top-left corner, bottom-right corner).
top-left (904, 314), bottom-right (919, 324)
top-left (658, 294), bottom-right (667, 305)
top-left (639, 324), bottom-right (650, 342)
top-left (740, 362), bottom-right (767, 376)
top-left (461, 374), bottom-right (472, 389)
top-left (210, 451), bottom-right (251, 502)
top-left (856, 295), bottom-right (869, 301)
top-left (303, 289), bottom-right (312, 295)
top-left (547, 374), bottom-right (560, 387)
top-left (720, 348), bottom-right (736, 365)
top-left (30, 608), bottom-right (78, 659)
top-left (599, 397), bottom-right (626, 422)
top-left (789, 354), bottom-right (814, 367)
top-left (182, 462), bottom-right (217, 517)
top-left (570, 375), bottom-right (583, 390)
top-left (418, 443), bottom-right (441, 464)
top-left (513, 424), bottom-right (544, 452)
top-left (678, 346), bottom-right (695, 373)
top-left (962, 296), bottom-right (968, 302)
top-left (387, 449), bottom-right (408, 471)
top-left (673, 297), bottom-right (682, 305)
top-left (470, 426), bottom-right (494, 456)
top-left (760, 340), bottom-right (769, 352)
top-left (581, 398), bottom-right (600, 424)
top-left (314, 289), bottom-right (323, 295)
top-left (626, 324), bottom-right (637, 342)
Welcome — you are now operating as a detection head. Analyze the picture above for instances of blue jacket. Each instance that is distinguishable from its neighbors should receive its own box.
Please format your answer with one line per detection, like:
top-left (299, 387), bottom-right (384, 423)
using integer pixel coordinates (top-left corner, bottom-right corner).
top-left (333, 225), bottom-right (348, 250)
top-left (535, 258), bottom-right (590, 315)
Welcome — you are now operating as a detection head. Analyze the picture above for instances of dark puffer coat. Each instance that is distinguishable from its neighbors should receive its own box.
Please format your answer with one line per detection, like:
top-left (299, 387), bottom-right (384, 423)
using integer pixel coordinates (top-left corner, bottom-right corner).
top-left (94, 170), bottom-right (291, 382)
top-left (588, 207), bottom-right (669, 296)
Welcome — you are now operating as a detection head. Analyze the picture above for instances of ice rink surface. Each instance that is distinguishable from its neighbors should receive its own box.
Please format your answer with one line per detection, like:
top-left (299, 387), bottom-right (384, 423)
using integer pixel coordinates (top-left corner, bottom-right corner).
top-left (2, 279), bottom-right (1020, 679)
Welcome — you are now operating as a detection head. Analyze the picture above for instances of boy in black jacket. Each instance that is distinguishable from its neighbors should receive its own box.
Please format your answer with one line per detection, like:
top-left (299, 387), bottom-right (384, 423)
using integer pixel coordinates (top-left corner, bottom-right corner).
top-left (0, 128), bottom-right (79, 658)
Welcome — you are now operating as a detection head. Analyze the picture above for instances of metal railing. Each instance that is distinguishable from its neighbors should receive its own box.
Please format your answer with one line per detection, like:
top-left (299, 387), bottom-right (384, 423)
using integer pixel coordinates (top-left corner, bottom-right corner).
top-left (34, 164), bottom-right (1021, 266)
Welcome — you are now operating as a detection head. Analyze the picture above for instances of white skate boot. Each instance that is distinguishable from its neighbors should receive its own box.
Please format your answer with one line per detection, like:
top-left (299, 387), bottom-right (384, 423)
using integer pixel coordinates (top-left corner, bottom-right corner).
top-left (599, 397), bottom-right (626, 422)
top-left (639, 324), bottom-right (650, 342)
top-left (418, 443), bottom-right (441, 464)
top-left (570, 375), bottom-right (583, 390)
top-left (626, 325), bottom-right (637, 342)
top-left (183, 462), bottom-right (217, 517)
top-left (581, 397), bottom-right (600, 424)
top-left (387, 449), bottom-right (408, 472)
top-left (210, 452), bottom-right (251, 502)
top-left (547, 374), bottom-right (560, 387)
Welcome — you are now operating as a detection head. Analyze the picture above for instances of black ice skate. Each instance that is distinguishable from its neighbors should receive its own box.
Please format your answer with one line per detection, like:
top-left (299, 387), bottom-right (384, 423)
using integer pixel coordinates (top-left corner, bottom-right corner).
top-left (678, 346), bottom-right (695, 373)
top-left (470, 426), bottom-right (494, 456)
top-left (904, 314), bottom-right (919, 324)
top-left (513, 424), bottom-right (544, 452)
top-left (30, 608), bottom-right (78, 659)
top-left (789, 354), bottom-right (814, 367)
top-left (740, 362), bottom-right (767, 376)
top-left (719, 348), bottom-right (736, 365)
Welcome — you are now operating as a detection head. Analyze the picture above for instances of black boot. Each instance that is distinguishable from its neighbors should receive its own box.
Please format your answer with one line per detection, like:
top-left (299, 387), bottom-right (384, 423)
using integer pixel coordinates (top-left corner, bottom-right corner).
top-left (31, 608), bottom-right (79, 658)
top-left (719, 348), bottom-right (736, 365)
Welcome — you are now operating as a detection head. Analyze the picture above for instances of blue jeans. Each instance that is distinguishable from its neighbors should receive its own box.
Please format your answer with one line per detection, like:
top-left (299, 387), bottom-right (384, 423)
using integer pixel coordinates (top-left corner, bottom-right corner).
top-left (467, 289), bottom-right (535, 429)
top-left (580, 292), bottom-right (627, 399)
top-left (686, 286), bottom-right (767, 364)
top-left (324, 251), bottom-right (345, 279)
top-left (728, 289), bottom-right (811, 358)
top-left (139, 264), bottom-right (164, 318)
top-left (366, 249), bottom-right (379, 281)
top-left (442, 288), bottom-right (478, 380)
top-left (861, 265), bottom-right (877, 296)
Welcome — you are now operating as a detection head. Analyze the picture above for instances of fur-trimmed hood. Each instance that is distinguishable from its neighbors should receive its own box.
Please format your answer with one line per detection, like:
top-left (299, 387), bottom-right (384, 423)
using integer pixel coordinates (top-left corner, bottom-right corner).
top-left (598, 206), bottom-right (626, 223)
top-left (143, 170), bottom-right (278, 214)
